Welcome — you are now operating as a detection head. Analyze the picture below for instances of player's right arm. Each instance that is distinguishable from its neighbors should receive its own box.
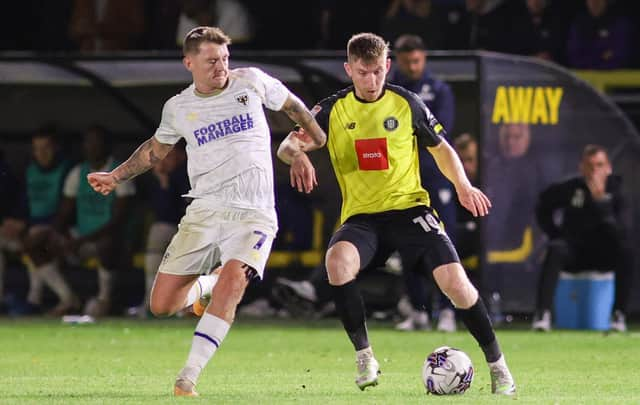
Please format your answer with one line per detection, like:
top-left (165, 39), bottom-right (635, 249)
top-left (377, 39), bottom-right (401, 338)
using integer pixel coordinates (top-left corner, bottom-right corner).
top-left (87, 137), bottom-right (173, 196)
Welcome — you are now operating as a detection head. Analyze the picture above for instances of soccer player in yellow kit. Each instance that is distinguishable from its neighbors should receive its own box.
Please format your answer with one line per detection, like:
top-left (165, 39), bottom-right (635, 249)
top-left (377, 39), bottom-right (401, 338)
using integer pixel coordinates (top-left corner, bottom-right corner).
top-left (277, 32), bottom-right (515, 395)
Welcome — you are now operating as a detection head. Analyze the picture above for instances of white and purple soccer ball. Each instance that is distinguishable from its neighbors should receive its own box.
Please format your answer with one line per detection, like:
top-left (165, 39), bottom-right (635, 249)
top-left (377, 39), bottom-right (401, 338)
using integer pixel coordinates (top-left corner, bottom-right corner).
top-left (422, 346), bottom-right (474, 395)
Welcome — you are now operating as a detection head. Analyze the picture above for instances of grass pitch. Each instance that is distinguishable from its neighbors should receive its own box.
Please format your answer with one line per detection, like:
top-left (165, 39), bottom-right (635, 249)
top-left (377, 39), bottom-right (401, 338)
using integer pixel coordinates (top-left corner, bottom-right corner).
top-left (0, 317), bottom-right (638, 404)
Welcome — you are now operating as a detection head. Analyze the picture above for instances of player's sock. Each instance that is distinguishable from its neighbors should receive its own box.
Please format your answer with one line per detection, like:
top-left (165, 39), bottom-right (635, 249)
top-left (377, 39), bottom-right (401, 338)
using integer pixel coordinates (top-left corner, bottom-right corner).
top-left (39, 262), bottom-right (74, 304)
top-left (180, 313), bottom-right (230, 384)
top-left (26, 264), bottom-right (44, 306)
top-left (96, 267), bottom-right (112, 302)
top-left (458, 297), bottom-right (502, 363)
top-left (183, 274), bottom-right (219, 309)
top-left (332, 280), bottom-right (369, 350)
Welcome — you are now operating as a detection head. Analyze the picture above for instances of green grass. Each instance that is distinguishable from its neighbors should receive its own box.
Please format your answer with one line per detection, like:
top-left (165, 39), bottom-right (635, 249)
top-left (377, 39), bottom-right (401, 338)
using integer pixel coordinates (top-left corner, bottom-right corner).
top-left (0, 317), bottom-right (638, 404)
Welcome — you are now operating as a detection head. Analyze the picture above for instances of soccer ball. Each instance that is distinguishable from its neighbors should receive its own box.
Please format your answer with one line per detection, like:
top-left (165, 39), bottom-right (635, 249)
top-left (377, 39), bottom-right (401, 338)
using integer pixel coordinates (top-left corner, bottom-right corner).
top-left (422, 346), bottom-right (474, 395)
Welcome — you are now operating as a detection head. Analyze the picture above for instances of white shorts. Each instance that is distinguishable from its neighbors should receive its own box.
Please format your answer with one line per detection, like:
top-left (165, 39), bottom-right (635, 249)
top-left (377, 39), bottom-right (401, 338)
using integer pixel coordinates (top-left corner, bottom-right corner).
top-left (157, 199), bottom-right (277, 279)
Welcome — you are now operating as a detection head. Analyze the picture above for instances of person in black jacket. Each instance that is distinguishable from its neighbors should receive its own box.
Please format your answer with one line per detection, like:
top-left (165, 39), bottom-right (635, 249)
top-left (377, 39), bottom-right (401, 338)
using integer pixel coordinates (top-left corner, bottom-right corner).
top-left (532, 144), bottom-right (632, 332)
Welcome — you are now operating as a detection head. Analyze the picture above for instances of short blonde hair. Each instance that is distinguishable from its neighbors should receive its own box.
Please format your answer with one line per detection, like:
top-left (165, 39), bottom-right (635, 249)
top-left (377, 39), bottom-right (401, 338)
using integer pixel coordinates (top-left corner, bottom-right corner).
top-left (347, 33), bottom-right (389, 64)
top-left (183, 26), bottom-right (231, 55)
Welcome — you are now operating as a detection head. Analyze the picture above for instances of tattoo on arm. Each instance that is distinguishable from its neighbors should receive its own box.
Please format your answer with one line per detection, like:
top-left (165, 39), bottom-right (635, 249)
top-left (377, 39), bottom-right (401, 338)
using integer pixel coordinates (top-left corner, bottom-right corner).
top-left (282, 96), bottom-right (326, 147)
top-left (113, 138), bottom-right (168, 183)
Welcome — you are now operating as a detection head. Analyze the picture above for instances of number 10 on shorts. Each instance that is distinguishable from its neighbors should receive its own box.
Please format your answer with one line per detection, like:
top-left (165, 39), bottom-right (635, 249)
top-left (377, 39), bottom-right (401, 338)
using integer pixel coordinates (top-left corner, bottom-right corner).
top-left (412, 213), bottom-right (443, 234)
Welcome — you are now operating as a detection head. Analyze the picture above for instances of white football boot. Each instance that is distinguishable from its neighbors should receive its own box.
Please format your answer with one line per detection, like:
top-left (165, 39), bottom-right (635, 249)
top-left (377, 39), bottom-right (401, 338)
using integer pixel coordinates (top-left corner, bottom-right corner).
top-left (355, 349), bottom-right (381, 390)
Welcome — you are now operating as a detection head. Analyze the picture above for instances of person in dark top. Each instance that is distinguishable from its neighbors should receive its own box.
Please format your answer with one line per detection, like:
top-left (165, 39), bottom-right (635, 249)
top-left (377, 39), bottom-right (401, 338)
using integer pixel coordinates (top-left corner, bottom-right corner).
top-left (525, 0), bottom-right (572, 64)
top-left (453, 133), bottom-right (482, 288)
top-left (465, 0), bottom-right (537, 55)
top-left (388, 34), bottom-right (458, 332)
top-left (532, 144), bottom-right (632, 332)
top-left (566, 0), bottom-right (635, 69)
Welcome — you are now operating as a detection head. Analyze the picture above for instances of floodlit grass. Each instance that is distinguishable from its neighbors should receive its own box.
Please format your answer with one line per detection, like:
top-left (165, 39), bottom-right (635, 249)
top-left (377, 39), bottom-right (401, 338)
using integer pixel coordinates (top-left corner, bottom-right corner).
top-left (0, 317), bottom-right (638, 404)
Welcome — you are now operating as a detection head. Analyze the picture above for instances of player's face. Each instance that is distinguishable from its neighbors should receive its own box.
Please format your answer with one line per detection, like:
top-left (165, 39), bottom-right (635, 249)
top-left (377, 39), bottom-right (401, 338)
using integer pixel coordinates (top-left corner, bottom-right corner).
top-left (184, 42), bottom-right (230, 93)
top-left (395, 50), bottom-right (427, 81)
top-left (345, 56), bottom-right (390, 102)
top-left (32, 136), bottom-right (56, 168)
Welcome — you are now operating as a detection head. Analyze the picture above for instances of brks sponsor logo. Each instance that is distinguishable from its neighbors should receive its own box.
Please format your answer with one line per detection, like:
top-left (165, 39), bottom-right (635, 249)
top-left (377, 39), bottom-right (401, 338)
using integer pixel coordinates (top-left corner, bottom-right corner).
top-left (383, 116), bottom-right (398, 131)
top-left (355, 138), bottom-right (389, 171)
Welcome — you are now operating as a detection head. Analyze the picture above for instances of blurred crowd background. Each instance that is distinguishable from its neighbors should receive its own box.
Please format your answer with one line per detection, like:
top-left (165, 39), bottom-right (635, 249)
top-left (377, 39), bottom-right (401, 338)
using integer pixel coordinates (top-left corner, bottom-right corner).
top-left (1, 0), bottom-right (639, 69)
top-left (1, 0), bottom-right (639, 324)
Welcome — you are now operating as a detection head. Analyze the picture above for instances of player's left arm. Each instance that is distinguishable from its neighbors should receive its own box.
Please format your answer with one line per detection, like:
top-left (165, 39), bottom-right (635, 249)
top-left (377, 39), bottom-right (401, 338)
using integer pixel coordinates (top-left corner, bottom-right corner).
top-left (407, 88), bottom-right (490, 217)
top-left (428, 141), bottom-right (491, 217)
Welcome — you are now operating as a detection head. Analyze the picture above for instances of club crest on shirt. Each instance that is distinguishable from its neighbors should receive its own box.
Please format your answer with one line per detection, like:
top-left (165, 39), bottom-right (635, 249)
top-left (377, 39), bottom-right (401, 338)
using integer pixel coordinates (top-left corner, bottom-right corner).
top-left (186, 112), bottom-right (198, 121)
top-left (383, 116), bottom-right (399, 131)
top-left (236, 93), bottom-right (249, 106)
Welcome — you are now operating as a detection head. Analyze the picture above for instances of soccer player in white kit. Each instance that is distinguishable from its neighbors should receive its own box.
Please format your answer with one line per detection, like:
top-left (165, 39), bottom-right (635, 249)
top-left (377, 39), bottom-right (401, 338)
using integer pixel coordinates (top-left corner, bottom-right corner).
top-left (87, 26), bottom-right (327, 397)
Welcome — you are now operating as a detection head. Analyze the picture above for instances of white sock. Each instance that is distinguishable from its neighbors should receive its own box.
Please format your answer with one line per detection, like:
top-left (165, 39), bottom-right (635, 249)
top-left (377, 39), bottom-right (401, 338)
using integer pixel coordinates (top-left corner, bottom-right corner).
top-left (39, 262), bottom-right (73, 304)
top-left (96, 267), bottom-right (112, 302)
top-left (183, 274), bottom-right (219, 308)
top-left (26, 265), bottom-right (44, 305)
top-left (488, 353), bottom-right (506, 369)
top-left (181, 313), bottom-right (230, 384)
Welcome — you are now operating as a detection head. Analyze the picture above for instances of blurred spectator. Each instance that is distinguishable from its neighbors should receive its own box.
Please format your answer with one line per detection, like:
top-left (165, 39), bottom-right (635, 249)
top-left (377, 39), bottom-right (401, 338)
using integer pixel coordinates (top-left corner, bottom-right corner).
top-left (453, 133), bottom-right (481, 285)
top-left (525, 0), bottom-right (571, 63)
top-left (465, 0), bottom-right (537, 55)
top-left (57, 125), bottom-right (135, 316)
top-left (483, 123), bottom-right (554, 318)
top-left (135, 141), bottom-right (190, 316)
top-left (175, 0), bottom-right (254, 48)
top-left (566, 0), bottom-right (635, 69)
top-left (314, 0), bottom-right (387, 49)
top-left (69, 0), bottom-right (145, 51)
top-left (388, 34), bottom-right (458, 332)
top-left (532, 144), bottom-right (632, 332)
top-left (17, 127), bottom-right (79, 316)
top-left (381, 0), bottom-right (446, 49)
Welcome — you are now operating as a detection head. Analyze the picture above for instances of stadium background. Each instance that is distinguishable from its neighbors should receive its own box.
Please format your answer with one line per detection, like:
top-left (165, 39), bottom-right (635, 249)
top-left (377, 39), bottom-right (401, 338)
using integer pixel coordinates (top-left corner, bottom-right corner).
top-left (1, 0), bottom-right (639, 317)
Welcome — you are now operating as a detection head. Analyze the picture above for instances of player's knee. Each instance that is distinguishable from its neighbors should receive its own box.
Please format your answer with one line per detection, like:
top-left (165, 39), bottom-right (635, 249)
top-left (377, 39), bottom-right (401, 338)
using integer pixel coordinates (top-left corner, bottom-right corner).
top-left (149, 299), bottom-right (177, 317)
top-left (445, 280), bottom-right (478, 309)
top-left (325, 248), bottom-right (358, 285)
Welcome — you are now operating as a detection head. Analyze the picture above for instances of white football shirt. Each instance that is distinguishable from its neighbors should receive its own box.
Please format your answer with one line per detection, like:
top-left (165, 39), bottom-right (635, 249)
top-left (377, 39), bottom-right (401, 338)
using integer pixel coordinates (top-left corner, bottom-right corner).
top-left (154, 67), bottom-right (289, 211)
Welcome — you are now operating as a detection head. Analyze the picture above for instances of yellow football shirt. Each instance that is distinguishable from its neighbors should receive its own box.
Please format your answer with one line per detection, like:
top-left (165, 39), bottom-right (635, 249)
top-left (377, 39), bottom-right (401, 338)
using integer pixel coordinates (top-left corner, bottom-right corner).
top-left (313, 84), bottom-right (445, 224)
